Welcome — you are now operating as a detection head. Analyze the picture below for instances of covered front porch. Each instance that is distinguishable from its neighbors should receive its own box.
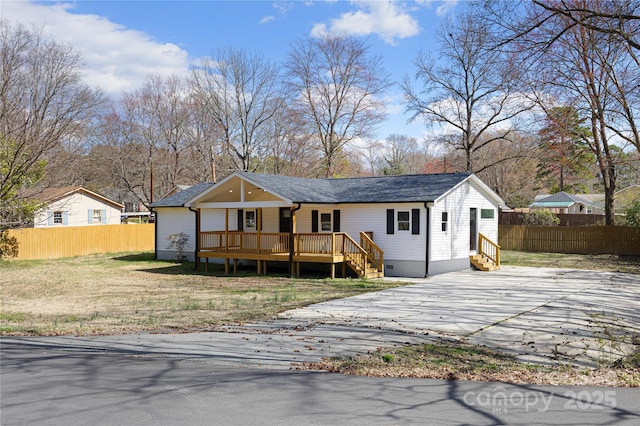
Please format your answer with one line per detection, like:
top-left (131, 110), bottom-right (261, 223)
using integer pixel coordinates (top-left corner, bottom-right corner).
top-left (187, 173), bottom-right (384, 278)
top-left (197, 229), bottom-right (384, 279)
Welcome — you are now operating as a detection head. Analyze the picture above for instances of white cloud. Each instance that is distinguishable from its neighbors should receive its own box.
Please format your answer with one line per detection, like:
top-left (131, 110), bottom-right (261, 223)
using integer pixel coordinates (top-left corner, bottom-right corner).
top-left (413, 0), bottom-right (459, 16)
top-left (311, 0), bottom-right (420, 45)
top-left (435, 0), bottom-right (458, 16)
top-left (260, 15), bottom-right (276, 24)
top-left (1, 0), bottom-right (189, 96)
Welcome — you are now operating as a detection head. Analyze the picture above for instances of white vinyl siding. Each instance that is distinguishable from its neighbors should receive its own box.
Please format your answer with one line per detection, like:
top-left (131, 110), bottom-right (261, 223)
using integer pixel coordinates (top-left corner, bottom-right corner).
top-left (429, 180), bottom-right (500, 262)
top-left (155, 207), bottom-right (196, 259)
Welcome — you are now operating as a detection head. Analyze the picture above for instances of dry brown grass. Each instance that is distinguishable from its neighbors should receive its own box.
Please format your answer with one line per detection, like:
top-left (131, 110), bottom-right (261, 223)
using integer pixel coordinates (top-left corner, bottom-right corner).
top-left (300, 342), bottom-right (640, 387)
top-left (0, 252), bottom-right (404, 336)
top-left (501, 251), bottom-right (640, 274)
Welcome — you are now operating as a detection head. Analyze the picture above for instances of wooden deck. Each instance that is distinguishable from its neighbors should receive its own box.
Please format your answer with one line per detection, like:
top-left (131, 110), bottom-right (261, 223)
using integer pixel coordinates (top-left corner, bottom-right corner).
top-left (197, 231), bottom-right (383, 278)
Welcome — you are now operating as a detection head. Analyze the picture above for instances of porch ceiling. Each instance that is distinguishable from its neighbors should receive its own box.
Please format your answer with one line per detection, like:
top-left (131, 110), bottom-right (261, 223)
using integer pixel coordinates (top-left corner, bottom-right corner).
top-left (191, 177), bottom-right (287, 205)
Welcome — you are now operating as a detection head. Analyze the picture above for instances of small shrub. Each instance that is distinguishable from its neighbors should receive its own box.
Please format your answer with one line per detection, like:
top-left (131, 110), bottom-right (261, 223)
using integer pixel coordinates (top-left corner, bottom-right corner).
top-left (167, 232), bottom-right (189, 261)
top-left (524, 209), bottom-right (560, 226)
top-left (382, 353), bottom-right (394, 363)
top-left (0, 230), bottom-right (19, 259)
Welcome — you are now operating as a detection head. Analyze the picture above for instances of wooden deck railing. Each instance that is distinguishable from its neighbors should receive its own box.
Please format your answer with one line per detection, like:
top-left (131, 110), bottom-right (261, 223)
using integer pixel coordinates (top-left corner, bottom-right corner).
top-left (201, 231), bottom-right (289, 253)
top-left (200, 230), bottom-right (374, 261)
top-left (478, 233), bottom-right (501, 267)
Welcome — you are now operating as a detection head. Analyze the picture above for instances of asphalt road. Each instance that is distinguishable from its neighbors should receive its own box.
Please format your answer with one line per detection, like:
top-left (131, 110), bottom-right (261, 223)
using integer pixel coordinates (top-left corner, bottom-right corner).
top-left (2, 341), bottom-right (639, 426)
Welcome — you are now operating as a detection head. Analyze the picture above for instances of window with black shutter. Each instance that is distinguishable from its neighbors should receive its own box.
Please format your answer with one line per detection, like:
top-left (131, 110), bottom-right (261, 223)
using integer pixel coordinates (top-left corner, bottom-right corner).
top-left (386, 209), bottom-right (394, 234)
top-left (311, 210), bottom-right (319, 233)
top-left (411, 208), bottom-right (420, 235)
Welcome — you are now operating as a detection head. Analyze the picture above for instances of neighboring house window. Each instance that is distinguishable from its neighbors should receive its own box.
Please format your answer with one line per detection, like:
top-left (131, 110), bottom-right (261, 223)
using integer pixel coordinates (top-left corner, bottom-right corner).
top-left (397, 211), bottom-right (410, 231)
top-left (480, 209), bottom-right (495, 219)
top-left (53, 211), bottom-right (63, 224)
top-left (88, 209), bottom-right (107, 224)
top-left (442, 212), bottom-right (448, 232)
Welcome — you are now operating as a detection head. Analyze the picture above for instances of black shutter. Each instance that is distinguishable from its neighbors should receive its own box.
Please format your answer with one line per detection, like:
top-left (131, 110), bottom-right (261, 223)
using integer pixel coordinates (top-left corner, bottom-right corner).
top-left (311, 210), bottom-right (319, 233)
top-left (237, 209), bottom-right (243, 231)
top-left (333, 210), bottom-right (340, 232)
top-left (386, 209), bottom-right (394, 234)
top-left (412, 209), bottom-right (420, 235)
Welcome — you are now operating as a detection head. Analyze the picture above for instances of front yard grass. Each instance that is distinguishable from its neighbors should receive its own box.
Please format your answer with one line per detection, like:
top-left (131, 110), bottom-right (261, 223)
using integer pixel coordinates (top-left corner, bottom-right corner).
top-left (0, 252), bottom-right (405, 336)
top-left (501, 250), bottom-right (640, 275)
top-left (303, 341), bottom-right (640, 387)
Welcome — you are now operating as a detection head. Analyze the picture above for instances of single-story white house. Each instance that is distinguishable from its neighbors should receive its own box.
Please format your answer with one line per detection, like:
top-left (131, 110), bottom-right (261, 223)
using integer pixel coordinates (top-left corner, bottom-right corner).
top-left (150, 172), bottom-right (506, 278)
top-left (32, 187), bottom-right (124, 228)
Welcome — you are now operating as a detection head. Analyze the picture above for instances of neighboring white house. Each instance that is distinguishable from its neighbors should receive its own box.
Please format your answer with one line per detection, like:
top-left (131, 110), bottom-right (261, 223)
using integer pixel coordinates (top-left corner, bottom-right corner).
top-left (151, 172), bottom-right (506, 278)
top-left (33, 187), bottom-right (124, 228)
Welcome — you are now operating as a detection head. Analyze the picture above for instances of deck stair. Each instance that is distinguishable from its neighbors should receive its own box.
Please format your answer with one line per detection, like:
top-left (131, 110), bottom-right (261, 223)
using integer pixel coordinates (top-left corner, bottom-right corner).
top-left (470, 253), bottom-right (499, 271)
top-left (470, 233), bottom-right (501, 272)
top-left (344, 254), bottom-right (384, 279)
top-left (342, 232), bottom-right (384, 279)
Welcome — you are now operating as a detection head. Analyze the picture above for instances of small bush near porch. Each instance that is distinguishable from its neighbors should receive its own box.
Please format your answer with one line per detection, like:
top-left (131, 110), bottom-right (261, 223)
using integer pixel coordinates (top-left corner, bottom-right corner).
top-left (0, 252), bottom-right (406, 336)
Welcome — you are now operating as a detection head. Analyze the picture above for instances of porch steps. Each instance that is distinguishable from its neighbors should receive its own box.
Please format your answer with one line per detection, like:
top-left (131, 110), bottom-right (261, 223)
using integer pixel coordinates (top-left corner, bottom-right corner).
top-left (344, 255), bottom-right (384, 279)
top-left (470, 254), bottom-right (499, 271)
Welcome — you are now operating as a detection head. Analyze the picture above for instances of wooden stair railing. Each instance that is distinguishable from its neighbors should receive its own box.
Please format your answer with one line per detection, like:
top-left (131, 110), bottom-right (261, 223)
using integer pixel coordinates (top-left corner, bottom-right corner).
top-left (360, 232), bottom-right (384, 276)
top-left (341, 233), bottom-right (384, 279)
top-left (470, 233), bottom-right (501, 271)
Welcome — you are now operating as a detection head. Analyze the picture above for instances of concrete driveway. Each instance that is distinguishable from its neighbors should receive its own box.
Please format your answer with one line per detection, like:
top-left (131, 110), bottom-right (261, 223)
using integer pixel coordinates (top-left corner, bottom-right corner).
top-left (279, 266), bottom-right (640, 367)
top-left (4, 266), bottom-right (638, 369)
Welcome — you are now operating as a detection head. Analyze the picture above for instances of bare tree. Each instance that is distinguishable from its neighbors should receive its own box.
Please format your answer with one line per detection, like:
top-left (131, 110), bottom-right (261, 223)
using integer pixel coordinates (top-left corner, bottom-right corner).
top-left (403, 13), bottom-right (537, 174)
top-left (190, 48), bottom-right (283, 172)
top-left (481, 1), bottom-right (640, 153)
top-left (532, 1), bottom-right (640, 56)
top-left (285, 35), bottom-right (392, 177)
top-left (381, 134), bottom-right (418, 175)
top-left (0, 22), bottom-right (104, 228)
top-left (489, 0), bottom-right (639, 224)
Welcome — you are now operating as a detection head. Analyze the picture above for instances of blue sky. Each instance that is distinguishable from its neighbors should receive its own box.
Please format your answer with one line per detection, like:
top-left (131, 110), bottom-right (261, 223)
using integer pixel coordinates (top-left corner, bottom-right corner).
top-left (3, 0), bottom-right (464, 141)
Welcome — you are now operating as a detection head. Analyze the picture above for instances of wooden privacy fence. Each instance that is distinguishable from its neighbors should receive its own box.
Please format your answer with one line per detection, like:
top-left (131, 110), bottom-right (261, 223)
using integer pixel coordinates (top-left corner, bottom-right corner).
top-left (6, 224), bottom-right (155, 260)
top-left (499, 225), bottom-right (640, 256)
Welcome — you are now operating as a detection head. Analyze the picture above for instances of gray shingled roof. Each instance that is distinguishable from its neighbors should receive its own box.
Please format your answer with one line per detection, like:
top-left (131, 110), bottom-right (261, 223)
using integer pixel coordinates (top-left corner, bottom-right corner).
top-left (152, 172), bottom-right (476, 207)
top-left (241, 172), bottom-right (472, 203)
top-left (150, 183), bottom-right (215, 207)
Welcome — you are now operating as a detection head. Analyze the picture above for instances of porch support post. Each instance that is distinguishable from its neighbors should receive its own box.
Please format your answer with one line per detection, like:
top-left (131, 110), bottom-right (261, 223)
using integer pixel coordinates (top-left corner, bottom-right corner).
top-left (196, 208), bottom-right (201, 269)
top-left (225, 208), bottom-right (229, 253)
top-left (190, 207), bottom-right (201, 270)
top-left (288, 204), bottom-right (300, 278)
top-left (257, 208), bottom-right (262, 254)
